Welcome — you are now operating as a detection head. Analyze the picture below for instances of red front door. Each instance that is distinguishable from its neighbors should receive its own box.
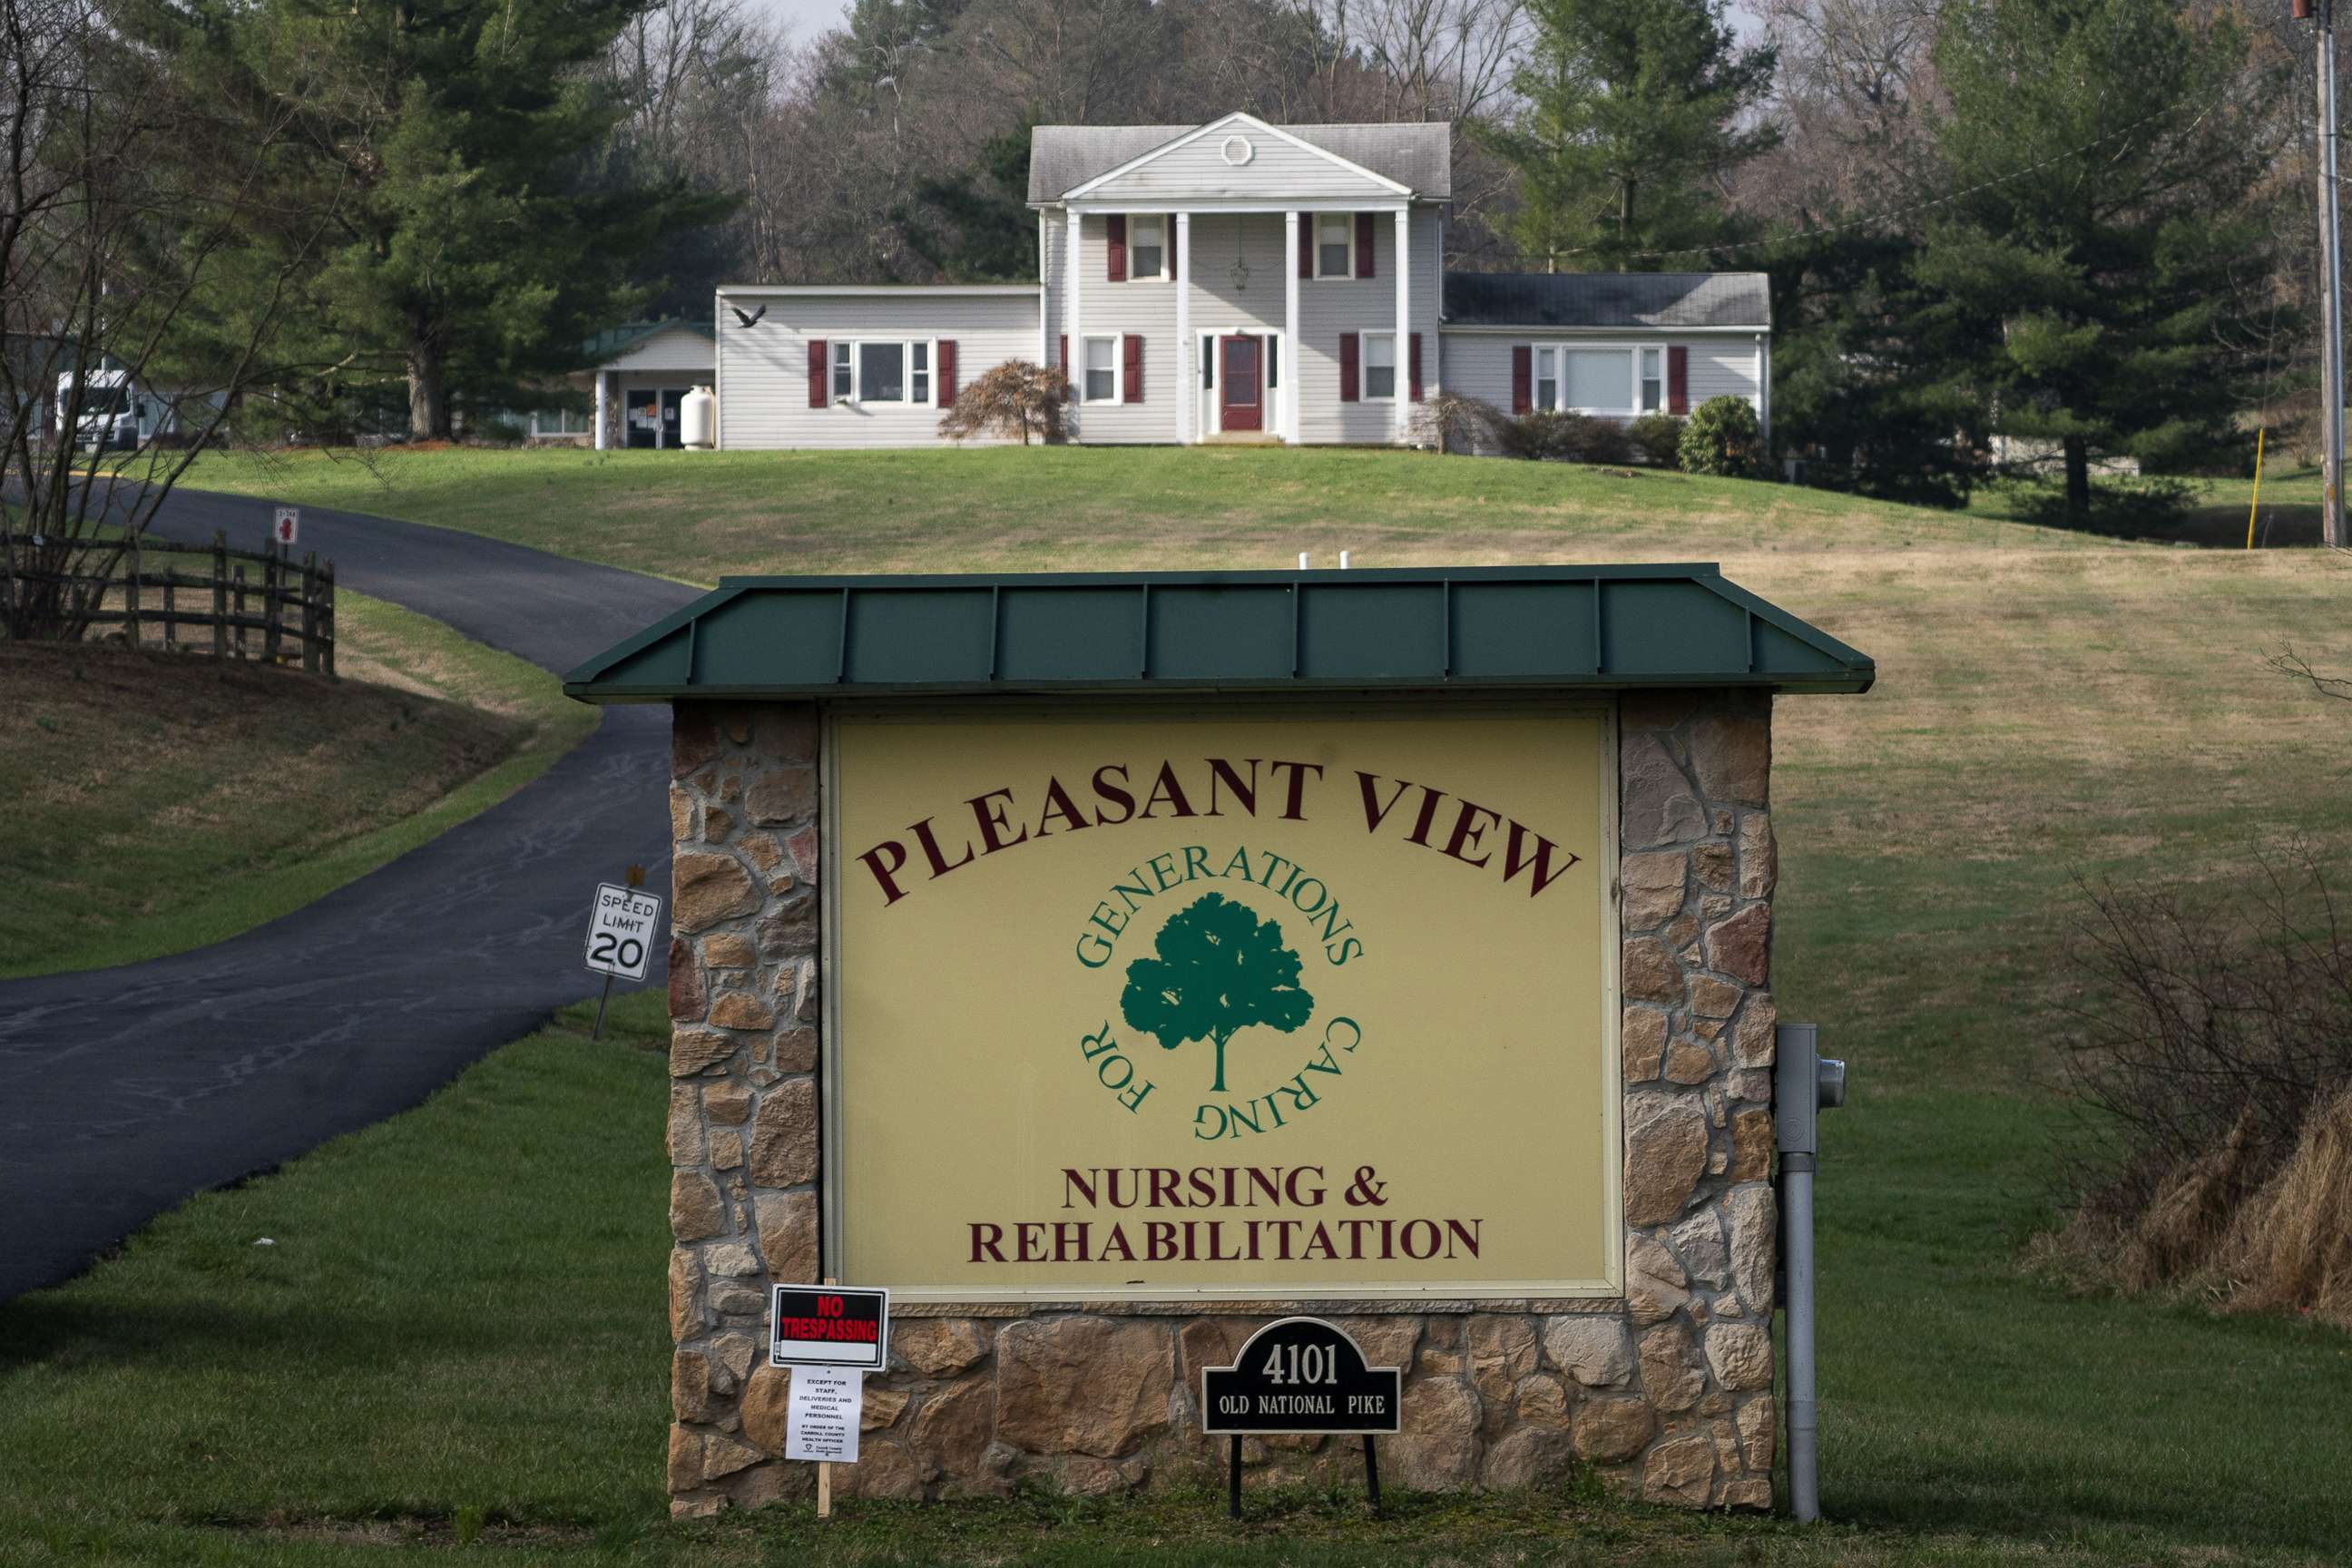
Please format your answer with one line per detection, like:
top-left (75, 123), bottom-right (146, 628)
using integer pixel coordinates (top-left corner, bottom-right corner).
top-left (1220, 337), bottom-right (1262, 432)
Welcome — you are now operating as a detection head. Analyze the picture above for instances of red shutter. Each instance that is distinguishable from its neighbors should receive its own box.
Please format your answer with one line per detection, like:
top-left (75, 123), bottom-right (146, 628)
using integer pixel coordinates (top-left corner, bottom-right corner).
top-left (1511, 345), bottom-right (1531, 414)
top-left (1122, 334), bottom-right (1143, 403)
top-left (1355, 212), bottom-right (1375, 279)
top-left (1298, 218), bottom-right (1314, 279)
top-left (1409, 333), bottom-right (1424, 402)
top-left (1339, 333), bottom-right (1359, 403)
top-left (1668, 346), bottom-right (1689, 415)
top-left (937, 339), bottom-right (957, 407)
top-left (1107, 214), bottom-right (1127, 283)
top-left (808, 340), bottom-right (828, 408)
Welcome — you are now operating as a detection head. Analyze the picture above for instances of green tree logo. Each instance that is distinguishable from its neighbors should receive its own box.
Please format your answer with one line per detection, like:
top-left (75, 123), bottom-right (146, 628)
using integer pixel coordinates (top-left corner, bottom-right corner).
top-left (1121, 893), bottom-right (1315, 1093)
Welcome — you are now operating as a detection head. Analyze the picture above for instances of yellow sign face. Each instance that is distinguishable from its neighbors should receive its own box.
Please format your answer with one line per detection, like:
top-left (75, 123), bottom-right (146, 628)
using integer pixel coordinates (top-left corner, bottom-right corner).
top-left (829, 705), bottom-right (1619, 1300)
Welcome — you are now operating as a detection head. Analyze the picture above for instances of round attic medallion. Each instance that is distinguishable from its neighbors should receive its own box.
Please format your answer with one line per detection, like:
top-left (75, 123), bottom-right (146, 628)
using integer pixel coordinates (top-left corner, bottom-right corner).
top-left (1220, 135), bottom-right (1255, 167)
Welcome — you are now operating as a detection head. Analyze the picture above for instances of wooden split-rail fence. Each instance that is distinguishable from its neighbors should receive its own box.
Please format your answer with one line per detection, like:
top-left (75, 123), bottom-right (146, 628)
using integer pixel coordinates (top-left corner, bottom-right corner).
top-left (15, 532), bottom-right (337, 675)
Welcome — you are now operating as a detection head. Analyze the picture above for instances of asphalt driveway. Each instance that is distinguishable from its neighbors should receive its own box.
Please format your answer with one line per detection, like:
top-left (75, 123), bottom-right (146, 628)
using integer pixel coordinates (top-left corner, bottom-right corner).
top-left (0, 483), bottom-right (702, 1299)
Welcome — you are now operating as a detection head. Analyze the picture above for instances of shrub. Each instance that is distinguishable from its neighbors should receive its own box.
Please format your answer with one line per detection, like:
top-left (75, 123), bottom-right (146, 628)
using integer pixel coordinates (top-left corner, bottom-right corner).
top-left (1562, 414), bottom-right (1632, 466)
top-left (1629, 412), bottom-right (1684, 467)
top-left (937, 360), bottom-right (1072, 445)
top-left (1409, 391), bottom-right (1505, 454)
top-left (1677, 395), bottom-right (1763, 476)
top-left (2053, 845), bottom-right (2352, 1326)
top-left (1499, 409), bottom-right (1632, 465)
top-left (1498, 408), bottom-right (1573, 461)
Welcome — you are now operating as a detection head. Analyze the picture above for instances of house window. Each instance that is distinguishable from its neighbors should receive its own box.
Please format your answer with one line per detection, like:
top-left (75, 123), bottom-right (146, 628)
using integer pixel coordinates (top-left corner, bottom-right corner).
top-left (858, 342), bottom-right (906, 402)
top-left (1132, 215), bottom-right (1165, 280)
top-left (1534, 348), bottom-right (1558, 413)
top-left (1363, 332), bottom-right (1396, 400)
top-left (531, 407), bottom-right (588, 436)
top-left (830, 340), bottom-right (937, 405)
top-left (1563, 348), bottom-right (1633, 412)
top-left (1083, 336), bottom-right (1117, 402)
top-left (1317, 212), bottom-right (1352, 279)
top-left (1641, 348), bottom-right (1663, 413)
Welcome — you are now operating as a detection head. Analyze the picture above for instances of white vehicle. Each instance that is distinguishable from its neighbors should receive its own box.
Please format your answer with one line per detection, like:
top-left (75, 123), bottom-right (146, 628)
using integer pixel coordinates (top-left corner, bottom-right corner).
top-left (54, 368), bottom-right (179, 450)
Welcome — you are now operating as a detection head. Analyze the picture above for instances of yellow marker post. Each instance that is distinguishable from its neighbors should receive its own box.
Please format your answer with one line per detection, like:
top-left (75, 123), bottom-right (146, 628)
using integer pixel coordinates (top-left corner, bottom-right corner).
top-left (2246, 427), bottom-right (2267, 549)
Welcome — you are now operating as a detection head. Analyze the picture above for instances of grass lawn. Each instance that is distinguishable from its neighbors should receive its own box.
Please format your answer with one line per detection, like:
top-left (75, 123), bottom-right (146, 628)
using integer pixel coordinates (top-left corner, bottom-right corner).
top-left (9, 445), bottom-right (2348, 1563)
top-left (0, 590), bottom-right (596, 976)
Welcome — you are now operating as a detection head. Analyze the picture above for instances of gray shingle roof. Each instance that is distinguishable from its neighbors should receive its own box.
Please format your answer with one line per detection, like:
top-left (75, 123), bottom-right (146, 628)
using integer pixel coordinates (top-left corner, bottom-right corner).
top-left (1028, 120), bottom-right (1451, 202)
top-left (1442, 272), bottom-right (1771, 330)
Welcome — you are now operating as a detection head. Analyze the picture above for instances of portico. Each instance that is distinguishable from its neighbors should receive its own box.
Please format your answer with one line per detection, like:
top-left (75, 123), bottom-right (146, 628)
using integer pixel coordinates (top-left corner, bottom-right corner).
top-left (1037, 115), bottom-right (1441, 447)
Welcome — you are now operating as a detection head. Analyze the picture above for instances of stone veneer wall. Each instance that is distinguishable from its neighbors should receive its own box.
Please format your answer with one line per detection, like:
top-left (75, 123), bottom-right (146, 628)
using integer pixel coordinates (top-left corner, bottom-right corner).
top-left (661, 691), bottom-right (1779, 1515)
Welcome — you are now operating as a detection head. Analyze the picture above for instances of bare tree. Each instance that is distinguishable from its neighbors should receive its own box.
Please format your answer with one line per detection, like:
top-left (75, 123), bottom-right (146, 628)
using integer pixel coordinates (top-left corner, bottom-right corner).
top-left (1741, 0), bottom-right (1940, 215)
top-left (1, 0), bottom-right (343, 642)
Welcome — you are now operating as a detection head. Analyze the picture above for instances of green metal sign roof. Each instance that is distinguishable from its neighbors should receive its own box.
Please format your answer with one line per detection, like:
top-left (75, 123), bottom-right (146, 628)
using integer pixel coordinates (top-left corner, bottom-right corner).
top-left (563, 565), bottom-right (1874, 702)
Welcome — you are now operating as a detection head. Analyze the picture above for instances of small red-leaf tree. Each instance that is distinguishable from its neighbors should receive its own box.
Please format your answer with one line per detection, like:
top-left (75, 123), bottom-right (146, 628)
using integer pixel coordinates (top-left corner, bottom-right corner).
top-left (936, 359), bottom-right (1071, 446)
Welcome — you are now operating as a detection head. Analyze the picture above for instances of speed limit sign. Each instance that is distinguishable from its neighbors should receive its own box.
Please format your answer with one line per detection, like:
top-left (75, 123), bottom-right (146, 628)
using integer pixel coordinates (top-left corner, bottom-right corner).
top-left (585, 882), bottom-right (662, 981)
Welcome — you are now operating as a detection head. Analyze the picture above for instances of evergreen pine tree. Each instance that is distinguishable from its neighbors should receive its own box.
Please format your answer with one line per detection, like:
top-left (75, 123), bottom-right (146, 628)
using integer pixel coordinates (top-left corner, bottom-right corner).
top-left (897, 121), bottom-right (1039, 282)
top-left (130, 0), bottom-right (733, 440)
top-left (1915, 0), bottom-right (2281, 518)
top-left (1765, 228), bottom-right (1991, 507)
top-left (1483, 0), bottom-right (1776, 270)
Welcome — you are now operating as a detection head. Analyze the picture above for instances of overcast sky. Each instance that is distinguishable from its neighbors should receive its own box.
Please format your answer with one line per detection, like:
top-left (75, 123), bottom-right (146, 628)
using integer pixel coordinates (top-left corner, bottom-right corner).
top-left (744, 0), bottom-right (1768, 51)
top-left (751, 0), bottom-right (846, 41)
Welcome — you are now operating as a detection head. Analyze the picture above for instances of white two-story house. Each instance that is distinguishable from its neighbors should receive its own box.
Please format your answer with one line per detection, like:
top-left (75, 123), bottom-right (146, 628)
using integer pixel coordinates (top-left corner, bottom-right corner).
top-left (633, 113), bottom-right (1769, 452)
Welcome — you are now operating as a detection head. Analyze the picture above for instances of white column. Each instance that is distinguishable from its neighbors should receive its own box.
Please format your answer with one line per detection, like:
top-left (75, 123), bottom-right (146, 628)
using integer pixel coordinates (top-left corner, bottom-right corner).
top-left (1037, 212), bottom-right (1050, 367)
top-left (1066, 209), bottom-right (1083, 383)
top-left (593, 370), bottom-right (607, 450)
top-left (1393, 207), bottom-right (1411, 443)
top-left (1175, 211), bottom-right (1191, 445)
top-left (1284, 210), bottom-right (1301, 443)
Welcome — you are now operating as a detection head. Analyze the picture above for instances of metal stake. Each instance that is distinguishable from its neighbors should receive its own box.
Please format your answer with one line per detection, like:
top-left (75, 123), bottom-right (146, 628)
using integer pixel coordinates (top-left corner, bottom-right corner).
top-left (1361, 1435), bottom-right (1382, 1517)
top-left (1783, 1147), bottom-right (1820, 1522)
top-left (592, 974), bottom-right (614, 1040)
top-left (2322, 0), bottom-right (2347, 547)
top-left (1228, 1435), bottom-right (1242, 1520)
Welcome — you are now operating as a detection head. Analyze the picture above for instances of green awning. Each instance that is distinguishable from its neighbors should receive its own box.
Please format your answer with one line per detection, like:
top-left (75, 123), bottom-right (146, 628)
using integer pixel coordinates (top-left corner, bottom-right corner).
top-left (563, 565), bottom-right (1874, 702)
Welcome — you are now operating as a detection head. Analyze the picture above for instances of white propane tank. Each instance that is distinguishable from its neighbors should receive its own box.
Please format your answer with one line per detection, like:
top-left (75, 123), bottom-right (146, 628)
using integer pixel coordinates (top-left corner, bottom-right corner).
top-left (681, 385), bottom-right (716, 450)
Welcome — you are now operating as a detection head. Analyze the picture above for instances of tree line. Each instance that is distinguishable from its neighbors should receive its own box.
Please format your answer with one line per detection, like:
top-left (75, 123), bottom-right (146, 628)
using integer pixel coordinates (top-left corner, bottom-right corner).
top-left (1, 0), bottom-right (2322, 524)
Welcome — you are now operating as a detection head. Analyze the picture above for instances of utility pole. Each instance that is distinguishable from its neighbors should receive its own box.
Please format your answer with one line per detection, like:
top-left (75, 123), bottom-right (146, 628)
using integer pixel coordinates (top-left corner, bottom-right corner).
top-left (2310, 0), bottom-right (2347, 547)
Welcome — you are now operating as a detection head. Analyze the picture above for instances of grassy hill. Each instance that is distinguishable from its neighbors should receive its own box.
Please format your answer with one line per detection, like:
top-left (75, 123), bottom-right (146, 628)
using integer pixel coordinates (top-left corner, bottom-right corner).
top-left (0, 592), bottom-right (594, 976)
top-left (3, 445), bottom-right (2342, 1563)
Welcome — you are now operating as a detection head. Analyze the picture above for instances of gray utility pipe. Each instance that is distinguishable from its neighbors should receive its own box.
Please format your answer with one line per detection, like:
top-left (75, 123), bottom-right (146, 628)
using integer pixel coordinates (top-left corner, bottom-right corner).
top-left (1775, 1022), bottom-right (1846, 1524)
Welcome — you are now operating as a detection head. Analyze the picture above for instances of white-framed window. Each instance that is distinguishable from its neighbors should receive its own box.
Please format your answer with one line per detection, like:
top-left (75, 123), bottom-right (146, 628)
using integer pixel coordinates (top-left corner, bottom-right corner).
top-left (1523, 343), bottom-right (1647, 416)
top-left (1362, 331), bottom-right (1396, 400)
top-left (1132, 215), bottom-right (1166, 280)
top-left (830, 339), bottom-right (937, 406)
top-left (530, 407), bottom-right (588, 436)
top-left (1083, 336), bottom-right (1118, 403)
top-left (1316, 212), bottom-right (1353, 279)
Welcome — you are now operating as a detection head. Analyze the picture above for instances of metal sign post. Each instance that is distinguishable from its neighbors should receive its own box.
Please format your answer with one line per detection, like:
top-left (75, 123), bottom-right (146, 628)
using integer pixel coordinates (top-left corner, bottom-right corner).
top-left (1776, 1022), bottom-right (1847, 1524)
top-left (583, 867), bottom-right (659, 1039)
top-left (1201, 1318), bottom-right (1400, 1521)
